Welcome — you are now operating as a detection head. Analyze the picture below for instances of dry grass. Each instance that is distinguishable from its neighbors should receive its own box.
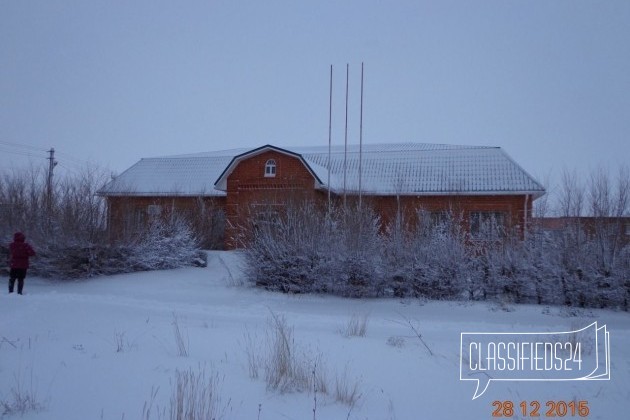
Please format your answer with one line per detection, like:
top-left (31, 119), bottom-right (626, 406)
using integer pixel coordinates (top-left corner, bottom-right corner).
top-left (264, 311), bottom-right (327, 394)
top-left (0, 368), bottom-right (47, 417)
top-left (172, 313), bottom-right (189, 357)
top-left (169, 366), bottom-right (228, 420)
top-left (339, 313), bottom-right (370, 338)
top-left (386, 336), bottom-right (405, 348)
top-left (334, 366), bottom-right (362, 408)
top-left (141, 386), bottom-right (165, 420)
top-left (243, 328), bottom-right (262, 379)
top-left (242, 310), bottom-right (367, 416)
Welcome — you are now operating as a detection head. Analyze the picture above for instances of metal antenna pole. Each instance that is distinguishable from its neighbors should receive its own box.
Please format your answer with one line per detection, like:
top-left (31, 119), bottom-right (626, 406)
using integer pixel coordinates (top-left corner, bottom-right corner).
top-left (328, 65), bottom-right (333, 215)
top-left (358, 63), bottom-right (364, 208)
top-left (344, 63), bottom-right (349, 209)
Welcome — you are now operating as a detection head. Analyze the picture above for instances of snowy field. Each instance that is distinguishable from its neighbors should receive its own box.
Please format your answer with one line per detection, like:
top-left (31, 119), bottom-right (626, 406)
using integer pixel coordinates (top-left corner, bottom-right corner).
top-left (1, 251), bottom-right (628, 419)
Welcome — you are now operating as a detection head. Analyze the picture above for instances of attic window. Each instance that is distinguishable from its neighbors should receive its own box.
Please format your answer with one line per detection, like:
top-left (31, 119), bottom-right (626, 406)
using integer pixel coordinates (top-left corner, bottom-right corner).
top-left (264, 159), bottom-right (276, 177)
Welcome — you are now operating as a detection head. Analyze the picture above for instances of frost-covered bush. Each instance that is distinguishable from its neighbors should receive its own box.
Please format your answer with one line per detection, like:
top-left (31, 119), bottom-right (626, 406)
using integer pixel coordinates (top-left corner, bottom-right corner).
top-left (27, 242), bottom-right (135, 279)
top-left (383, 211), bottom-right (475, 300)
top-left (475, 227), bottom-right (630, 310)
top-left (328, 204), bottom-right (384, 297)
top-left (0, 168), bottom-right (205, 278)
top-left (130, 216), bottom-right (203, 271)
top-left (10, 217), bottom-right (204, 279)
top-left (0, 166), bottom-right (205, 279)
top-left (245, 202), bottom-right (328, 293)
top-left (244, 200), bottom-right (630, 310)
top-left (245, 202), bottom-right (384, 297)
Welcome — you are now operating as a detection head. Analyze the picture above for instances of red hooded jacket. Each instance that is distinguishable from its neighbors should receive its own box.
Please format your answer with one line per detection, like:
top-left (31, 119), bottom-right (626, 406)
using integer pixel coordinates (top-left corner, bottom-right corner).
top-left (9, 232), bottom-right (36, 269)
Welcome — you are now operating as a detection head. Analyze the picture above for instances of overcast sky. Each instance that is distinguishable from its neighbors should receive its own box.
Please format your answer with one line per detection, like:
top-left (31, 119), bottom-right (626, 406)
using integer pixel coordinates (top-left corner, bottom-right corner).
top-left (1, 0), bottom-right (628, 189)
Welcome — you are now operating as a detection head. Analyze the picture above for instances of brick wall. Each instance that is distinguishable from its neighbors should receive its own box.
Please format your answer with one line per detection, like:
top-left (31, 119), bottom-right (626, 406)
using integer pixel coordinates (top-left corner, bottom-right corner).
top-left (371, 194), bottom-right (532, 238)
top-left (534, 216), bottom-right (630, 246)
top-left (106, 195), bottom-right (226, 248)
top-left (222, 151), bottom-right (534, 248)
top-left (224, 150), bottom-right (325, 248)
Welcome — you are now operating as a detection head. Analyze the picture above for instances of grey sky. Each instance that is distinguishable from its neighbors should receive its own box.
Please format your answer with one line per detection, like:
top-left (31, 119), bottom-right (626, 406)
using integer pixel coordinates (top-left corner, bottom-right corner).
top-left (1, 0), bottom-right (628, 188)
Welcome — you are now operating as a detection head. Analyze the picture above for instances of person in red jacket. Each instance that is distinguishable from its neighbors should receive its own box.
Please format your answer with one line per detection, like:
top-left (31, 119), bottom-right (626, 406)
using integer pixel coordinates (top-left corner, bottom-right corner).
top-left (8, 232), bottom-right (36, 295)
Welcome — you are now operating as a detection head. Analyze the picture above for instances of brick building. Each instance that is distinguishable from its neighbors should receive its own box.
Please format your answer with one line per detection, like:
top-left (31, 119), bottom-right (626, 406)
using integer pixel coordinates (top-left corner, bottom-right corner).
top-left (534, 216), bottom-right (630, 246)
top-left (98, 143), bottom-right (545, 248)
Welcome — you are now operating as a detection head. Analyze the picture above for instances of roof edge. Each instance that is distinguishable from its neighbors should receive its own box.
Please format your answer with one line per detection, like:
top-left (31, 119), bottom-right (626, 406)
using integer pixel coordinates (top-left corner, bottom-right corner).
top-left (318, 187), bottom-right (546, 199)
top-left (97, 191), bottom-right (226, 198)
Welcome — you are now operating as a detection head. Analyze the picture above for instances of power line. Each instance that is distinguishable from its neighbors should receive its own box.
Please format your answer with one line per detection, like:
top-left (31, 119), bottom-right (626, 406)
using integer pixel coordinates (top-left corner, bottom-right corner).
top-left (54, 156), bottom-right (87, 172)
top-left (56, 162), bottom-right (82, 176)
top-left (0, 140), bottom-right (98, 170)
top-left (55, 150), bottom-right (91, 167)
top-left (0, 140), bottom-right (48, 153)
top-left (0, 146), bottom-right (46, 159)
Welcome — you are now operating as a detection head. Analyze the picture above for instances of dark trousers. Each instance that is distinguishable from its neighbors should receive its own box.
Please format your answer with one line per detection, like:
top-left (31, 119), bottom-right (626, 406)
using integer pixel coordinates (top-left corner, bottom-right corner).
top-left (9, 268), bottom-right (27, 294)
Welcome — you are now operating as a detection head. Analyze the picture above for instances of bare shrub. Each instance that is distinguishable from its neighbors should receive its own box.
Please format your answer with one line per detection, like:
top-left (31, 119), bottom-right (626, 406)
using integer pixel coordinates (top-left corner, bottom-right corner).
top-left (187, 197), bottom-right (225, 250)
top-left (386, 336), bottom-right (405, 348)
top-left (0, 165), bottom-right (204, 279)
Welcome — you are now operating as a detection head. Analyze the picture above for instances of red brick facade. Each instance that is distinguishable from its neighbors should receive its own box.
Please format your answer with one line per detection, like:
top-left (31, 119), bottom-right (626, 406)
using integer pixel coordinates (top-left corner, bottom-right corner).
top-left (223, 150), bottom-right (327, 248)
top-left (106, 195), bottom-right (226, 249)
top-left (534, 216), bottom-right (630, 246)
top-left (372, 194), bottom-right (532, 238)
top-left (219, 150), bottom-right (534, 248)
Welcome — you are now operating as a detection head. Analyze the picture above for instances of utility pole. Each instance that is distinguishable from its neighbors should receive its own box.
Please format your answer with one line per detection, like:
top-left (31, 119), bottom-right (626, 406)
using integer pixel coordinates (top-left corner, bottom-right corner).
top-left (46, 148), bottom-right (57, 217)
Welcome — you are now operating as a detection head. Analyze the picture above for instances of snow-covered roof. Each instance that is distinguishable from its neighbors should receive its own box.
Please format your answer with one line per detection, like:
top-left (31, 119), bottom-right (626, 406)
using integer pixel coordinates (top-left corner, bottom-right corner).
top-left (98, 143), bottom-right (545, 197)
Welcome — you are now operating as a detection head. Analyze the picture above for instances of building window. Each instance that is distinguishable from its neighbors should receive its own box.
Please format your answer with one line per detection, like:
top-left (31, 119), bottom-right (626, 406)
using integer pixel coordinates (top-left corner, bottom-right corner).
top-left (470, 211), bottom-right (507, 240)
top-left (147, 204), bottom-right (162, 217)
top-left (419, 210), bottom-right (450, 232)
top-left (429, 211), bottom-right (449, 227)
top-left (264, 159), bottom-right (276, 177)
top-left (123, 207), bottom-right (146, 237)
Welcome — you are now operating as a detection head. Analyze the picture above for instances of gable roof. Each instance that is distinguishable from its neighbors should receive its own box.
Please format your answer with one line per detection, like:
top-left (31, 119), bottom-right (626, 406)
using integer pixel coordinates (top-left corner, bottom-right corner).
top-left (98, 142), bottom-right (545, 198)
top-left (214, 145), bottom-right (324, 191)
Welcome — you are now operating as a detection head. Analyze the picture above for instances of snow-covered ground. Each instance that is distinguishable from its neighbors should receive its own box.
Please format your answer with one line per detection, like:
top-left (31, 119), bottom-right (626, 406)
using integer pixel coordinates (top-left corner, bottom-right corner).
top-left (1, 251), bottom-right (628, 419)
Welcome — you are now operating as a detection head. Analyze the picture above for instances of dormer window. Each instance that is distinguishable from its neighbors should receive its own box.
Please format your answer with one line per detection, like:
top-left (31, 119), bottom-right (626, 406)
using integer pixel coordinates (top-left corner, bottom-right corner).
top-left (264, 159), bottom-right (276, 177)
